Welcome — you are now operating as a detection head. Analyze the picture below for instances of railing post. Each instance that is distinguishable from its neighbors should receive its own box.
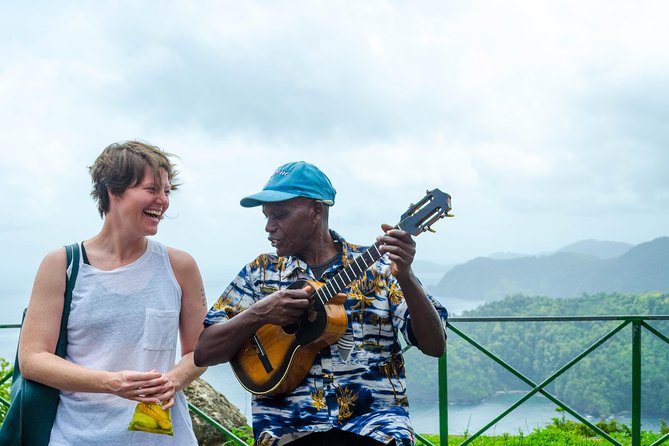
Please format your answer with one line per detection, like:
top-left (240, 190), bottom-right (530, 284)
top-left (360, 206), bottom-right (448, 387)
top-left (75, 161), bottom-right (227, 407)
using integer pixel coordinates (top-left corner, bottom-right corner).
top-left (439, 339), bottom-right (448, 445)
top-left (632, 319), bottom-right (641, 446)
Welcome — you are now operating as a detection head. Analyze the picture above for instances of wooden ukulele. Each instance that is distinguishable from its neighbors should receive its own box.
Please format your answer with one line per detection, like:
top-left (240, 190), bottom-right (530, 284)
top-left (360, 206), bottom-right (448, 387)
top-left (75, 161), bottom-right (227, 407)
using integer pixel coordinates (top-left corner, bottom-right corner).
top-left (230, 189), bottom-right (452, 396)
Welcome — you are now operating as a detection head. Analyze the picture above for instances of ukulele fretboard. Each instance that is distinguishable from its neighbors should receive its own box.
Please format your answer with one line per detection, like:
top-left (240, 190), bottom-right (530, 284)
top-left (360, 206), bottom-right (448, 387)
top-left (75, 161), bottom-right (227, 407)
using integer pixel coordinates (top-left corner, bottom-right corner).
top-left (313, 241), bottom-right (384, 305)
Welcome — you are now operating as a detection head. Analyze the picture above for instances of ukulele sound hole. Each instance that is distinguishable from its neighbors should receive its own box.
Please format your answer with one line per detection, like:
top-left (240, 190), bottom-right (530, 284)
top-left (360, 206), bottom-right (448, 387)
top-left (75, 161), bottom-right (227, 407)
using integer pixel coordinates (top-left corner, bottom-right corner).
top-left (282, 322), bottom-right (300, 334)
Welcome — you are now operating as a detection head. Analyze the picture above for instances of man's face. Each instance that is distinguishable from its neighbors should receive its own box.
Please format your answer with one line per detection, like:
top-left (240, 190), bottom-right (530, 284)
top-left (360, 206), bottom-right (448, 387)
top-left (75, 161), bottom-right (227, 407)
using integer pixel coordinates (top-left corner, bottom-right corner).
top-left (262, 197), bottom-right (318, 258)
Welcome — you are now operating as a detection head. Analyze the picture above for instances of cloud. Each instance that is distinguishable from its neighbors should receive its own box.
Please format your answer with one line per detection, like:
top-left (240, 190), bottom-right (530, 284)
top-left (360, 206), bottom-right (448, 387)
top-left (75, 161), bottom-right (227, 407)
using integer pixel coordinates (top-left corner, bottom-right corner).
top-left (0, 0), bottom-right (668, 305)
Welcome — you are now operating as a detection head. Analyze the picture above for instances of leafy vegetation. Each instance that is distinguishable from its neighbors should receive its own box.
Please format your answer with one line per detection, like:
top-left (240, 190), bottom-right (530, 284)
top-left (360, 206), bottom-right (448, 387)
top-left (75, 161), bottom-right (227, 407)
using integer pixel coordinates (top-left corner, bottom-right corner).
top-left (225, 425), bottom-right (253, 445)
top-left (417, 414), bottom-right (669, 445)
top-left (405, 292), bottom-right (669, 421)
top-left (0, 357), bottom-right (11, 424)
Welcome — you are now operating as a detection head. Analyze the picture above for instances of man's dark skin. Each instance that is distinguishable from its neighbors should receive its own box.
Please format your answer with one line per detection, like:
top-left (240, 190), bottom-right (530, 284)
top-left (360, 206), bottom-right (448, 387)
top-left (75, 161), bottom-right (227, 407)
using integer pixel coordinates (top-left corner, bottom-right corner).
top-left (194, 197), bottom-right (445, 367)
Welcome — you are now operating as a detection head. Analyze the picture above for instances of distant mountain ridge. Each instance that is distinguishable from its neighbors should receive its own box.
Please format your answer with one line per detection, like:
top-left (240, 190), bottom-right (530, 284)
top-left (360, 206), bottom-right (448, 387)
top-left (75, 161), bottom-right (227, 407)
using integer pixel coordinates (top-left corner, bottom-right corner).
top-left (557, 239), bottom-right (633, 259)
top-left (431, 237), bottom-right (669, 300)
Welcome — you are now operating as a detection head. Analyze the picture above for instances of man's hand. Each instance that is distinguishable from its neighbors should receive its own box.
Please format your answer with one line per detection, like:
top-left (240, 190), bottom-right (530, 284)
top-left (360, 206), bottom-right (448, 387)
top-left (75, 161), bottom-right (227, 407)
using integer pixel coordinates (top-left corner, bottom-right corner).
top-left (195, 284), bottom-right (315, 367)
top-left (251, 286), bottom-right (313, 325)
top-left (377, 223), bottom-right (416, 279)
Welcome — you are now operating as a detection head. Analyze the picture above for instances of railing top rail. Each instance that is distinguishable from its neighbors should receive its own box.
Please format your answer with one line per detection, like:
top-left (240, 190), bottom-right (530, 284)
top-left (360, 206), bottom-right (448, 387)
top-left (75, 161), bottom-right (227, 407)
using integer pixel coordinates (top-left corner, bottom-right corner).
top-left (4, 316), bottom-right (669, 328)
top-left (448, 315), bottom-right (669, 322)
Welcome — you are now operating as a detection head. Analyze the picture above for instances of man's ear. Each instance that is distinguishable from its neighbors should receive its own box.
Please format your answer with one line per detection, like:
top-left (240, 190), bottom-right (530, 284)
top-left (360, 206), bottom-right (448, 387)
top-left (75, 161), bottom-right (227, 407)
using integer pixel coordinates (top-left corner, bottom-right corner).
top-left (311, 200), bottom-right (326, 217)
top-left (309, 200), bottom-right (324, 225)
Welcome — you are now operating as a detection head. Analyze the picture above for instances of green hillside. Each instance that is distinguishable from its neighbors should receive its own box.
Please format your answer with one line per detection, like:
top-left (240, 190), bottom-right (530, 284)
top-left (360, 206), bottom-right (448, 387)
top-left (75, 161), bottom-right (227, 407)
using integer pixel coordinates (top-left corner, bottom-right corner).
top-left (405, 292), bottom-right (669, 419)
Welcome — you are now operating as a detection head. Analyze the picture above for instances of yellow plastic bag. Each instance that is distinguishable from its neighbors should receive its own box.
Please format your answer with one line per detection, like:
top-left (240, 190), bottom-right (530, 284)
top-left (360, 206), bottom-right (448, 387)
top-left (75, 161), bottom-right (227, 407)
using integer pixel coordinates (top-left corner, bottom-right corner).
top-left (128, 402), bottom-right (173, 436)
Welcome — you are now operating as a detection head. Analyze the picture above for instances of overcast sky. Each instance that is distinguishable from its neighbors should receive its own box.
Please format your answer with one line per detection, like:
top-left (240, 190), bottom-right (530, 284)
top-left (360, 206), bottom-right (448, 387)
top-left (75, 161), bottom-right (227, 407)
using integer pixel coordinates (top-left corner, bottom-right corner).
top-left (1, 1), bottom-right (668, 315)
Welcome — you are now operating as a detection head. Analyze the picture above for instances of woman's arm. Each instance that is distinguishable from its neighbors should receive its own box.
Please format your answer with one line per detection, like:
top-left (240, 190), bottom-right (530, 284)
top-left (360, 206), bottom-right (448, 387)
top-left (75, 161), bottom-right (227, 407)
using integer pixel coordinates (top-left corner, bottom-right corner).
top-left (19, 248), bottom-right (167, 402)
top-left (159, 247), bottom-right (208, 408)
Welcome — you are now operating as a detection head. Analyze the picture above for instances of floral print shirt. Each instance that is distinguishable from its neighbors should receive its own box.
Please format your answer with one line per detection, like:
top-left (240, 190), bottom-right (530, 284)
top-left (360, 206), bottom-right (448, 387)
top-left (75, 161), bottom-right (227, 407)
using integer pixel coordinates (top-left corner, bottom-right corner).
top-left (204, 232), bottom-right (448, 446)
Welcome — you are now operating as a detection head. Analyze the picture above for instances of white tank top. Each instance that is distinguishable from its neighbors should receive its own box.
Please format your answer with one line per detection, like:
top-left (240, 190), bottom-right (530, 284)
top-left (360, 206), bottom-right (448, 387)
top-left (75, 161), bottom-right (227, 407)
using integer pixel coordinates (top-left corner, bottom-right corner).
top-left (49, 239), bottom-right (197, 445)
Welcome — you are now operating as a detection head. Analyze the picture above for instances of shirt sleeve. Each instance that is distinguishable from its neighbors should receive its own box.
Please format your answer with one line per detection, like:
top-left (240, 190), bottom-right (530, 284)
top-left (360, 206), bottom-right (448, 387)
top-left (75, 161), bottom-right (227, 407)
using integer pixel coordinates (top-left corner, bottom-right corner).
top-left (387, 269), bottom-right (448, 347)
top-left (204, 262), bottom-right (258, 327)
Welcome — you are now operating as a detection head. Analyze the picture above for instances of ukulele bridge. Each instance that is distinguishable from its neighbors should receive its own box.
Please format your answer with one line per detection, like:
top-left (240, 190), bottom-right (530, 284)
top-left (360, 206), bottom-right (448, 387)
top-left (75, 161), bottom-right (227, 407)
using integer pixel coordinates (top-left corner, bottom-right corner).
top-left (251, 334), bottom-right (274, 373)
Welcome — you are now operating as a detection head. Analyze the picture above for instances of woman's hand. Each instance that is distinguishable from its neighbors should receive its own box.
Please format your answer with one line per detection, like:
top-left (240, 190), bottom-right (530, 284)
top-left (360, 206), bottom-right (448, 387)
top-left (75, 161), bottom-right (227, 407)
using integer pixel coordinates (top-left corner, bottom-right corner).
top-left (153, 374), bottom-right (178, 409)
top-left (107, 370), bottom-right (170, 404)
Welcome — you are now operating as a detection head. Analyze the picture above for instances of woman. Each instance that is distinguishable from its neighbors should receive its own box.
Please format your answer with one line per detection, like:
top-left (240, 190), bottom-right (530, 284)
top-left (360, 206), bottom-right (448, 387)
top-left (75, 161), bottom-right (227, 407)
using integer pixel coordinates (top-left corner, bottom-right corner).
top-left (19, 141), bottom-right (207, 444)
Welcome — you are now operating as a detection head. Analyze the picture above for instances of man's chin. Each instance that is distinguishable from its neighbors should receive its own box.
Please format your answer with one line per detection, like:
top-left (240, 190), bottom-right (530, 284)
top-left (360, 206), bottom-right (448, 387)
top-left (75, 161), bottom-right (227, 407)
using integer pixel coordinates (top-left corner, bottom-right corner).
top-left (274, 246), bottom-right (293, 257)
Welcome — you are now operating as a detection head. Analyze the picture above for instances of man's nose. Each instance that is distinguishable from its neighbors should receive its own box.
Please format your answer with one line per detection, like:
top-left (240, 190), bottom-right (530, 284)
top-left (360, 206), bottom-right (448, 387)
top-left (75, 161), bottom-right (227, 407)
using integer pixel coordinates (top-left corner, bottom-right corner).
top-left (265, 218), bottom-right (276, 233)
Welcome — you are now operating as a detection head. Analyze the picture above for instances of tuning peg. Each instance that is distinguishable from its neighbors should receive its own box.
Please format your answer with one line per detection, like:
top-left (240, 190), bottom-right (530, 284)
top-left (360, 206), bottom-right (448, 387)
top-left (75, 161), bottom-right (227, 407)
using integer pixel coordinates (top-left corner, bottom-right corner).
top-left (446, 213), bottom-right (455, 218)
top-left (426, 226), bottom-right (436, 233)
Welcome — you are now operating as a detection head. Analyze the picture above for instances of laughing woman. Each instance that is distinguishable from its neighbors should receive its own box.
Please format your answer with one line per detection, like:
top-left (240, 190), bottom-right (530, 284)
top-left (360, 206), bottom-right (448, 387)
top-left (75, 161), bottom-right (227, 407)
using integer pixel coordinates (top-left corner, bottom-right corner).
top-left (18, 141), bottom-right (207, 445)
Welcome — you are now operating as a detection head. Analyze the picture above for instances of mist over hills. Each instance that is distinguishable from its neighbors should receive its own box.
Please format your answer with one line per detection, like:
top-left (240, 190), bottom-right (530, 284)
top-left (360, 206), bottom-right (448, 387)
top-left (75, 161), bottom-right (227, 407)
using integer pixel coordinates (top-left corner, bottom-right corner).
top-left (430, 237), bottom-right (669, 300)
top-left (557, 239), bottom-right (633, 259)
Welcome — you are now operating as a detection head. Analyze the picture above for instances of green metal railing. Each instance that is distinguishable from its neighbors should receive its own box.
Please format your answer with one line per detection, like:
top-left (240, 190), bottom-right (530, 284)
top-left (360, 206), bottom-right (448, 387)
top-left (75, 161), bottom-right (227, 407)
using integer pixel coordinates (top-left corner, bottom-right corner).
top-left (441, 316), bottom-right (669, 446)
top-left (0, 322), bottom-right (248, 445)
top-left (187, 402), bottom-right (247, 445)
top-left (4, 316), bottom-right (669, 446)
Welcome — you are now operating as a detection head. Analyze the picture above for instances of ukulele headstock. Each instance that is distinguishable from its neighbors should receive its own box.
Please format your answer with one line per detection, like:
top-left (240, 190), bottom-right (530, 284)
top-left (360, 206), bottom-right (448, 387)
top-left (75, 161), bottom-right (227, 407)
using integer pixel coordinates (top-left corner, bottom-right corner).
top-left (397, 189), bottom-right (452, 236)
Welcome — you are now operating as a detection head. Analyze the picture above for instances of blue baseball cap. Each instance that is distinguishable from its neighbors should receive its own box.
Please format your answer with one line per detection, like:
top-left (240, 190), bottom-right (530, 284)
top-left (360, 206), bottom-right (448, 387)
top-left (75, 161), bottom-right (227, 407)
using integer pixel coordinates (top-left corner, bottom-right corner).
top-left (240, 161), bottom-right (336, 208)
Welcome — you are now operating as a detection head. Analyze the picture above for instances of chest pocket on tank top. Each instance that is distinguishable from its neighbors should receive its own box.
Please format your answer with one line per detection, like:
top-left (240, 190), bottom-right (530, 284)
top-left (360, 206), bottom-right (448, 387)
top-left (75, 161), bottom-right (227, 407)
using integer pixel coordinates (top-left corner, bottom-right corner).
top-left (143, 308), bottom-right (179, 351)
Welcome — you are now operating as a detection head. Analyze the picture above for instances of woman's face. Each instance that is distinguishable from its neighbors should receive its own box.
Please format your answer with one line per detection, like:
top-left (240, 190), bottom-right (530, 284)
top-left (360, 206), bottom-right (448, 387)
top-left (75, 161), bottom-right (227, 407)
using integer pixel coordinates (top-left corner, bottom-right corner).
top-left (112, 165), bottom-right (171, 236)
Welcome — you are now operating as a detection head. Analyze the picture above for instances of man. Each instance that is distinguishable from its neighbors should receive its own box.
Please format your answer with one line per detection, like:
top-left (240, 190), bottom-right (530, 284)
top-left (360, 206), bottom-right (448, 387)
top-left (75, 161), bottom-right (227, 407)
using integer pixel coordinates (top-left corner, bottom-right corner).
top-left (195, 161), bottom-right (447, 446)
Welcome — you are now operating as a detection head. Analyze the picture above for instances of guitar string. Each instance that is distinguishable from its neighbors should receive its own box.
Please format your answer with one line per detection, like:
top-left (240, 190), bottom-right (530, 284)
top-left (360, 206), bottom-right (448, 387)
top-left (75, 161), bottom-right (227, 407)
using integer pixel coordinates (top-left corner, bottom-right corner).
top-left (312, 242), bottom-right (385, 306)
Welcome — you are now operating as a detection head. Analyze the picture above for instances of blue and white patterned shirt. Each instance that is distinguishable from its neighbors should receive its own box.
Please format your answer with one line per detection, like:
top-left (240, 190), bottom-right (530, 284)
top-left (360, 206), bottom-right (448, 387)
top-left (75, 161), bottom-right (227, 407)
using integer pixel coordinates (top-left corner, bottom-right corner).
top-left (204, 232), bottom-right (447, 446)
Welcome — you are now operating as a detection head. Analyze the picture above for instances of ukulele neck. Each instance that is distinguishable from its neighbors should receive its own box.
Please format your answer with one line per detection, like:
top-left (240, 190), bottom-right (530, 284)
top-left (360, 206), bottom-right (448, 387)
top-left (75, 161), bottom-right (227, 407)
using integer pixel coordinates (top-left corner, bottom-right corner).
top-left (312, 239), bottom-right (385, 305)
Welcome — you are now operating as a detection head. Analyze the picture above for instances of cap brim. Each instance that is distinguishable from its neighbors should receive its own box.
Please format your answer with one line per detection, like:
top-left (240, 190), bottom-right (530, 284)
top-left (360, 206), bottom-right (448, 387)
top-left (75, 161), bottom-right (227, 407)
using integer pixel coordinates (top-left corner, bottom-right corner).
top-left (240, 190), bottom-right (301, 207)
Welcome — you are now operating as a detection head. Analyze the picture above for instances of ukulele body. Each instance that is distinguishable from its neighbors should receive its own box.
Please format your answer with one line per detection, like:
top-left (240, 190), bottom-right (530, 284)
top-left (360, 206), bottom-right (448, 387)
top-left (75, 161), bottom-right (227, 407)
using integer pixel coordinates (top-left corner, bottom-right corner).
top-left (230, 279), bottom-right (348, 396)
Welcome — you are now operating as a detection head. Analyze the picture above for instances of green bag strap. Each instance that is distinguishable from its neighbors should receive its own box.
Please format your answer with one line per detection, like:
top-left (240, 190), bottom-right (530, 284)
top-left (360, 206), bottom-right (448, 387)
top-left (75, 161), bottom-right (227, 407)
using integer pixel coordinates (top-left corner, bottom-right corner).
top-left (10, 243), bottom-right (80, 386)
top-left (55, 243), bottom-right (80, 356)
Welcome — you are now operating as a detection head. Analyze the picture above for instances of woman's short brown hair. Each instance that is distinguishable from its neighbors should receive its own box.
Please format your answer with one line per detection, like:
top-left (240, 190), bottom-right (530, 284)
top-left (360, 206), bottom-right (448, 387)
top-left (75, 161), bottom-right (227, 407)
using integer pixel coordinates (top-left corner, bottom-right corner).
top-left (89, 140), bottom-right (180, 217)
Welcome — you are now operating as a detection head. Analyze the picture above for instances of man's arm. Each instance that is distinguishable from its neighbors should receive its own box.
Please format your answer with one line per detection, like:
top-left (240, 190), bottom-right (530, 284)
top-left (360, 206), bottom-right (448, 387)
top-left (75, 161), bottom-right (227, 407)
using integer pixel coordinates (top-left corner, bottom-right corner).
top-left (378, 223), bottom-right (446, 357)
top-left (194, 287), bottom-right (312, 367)
top-left (393, 270), bottom-right (446, 357)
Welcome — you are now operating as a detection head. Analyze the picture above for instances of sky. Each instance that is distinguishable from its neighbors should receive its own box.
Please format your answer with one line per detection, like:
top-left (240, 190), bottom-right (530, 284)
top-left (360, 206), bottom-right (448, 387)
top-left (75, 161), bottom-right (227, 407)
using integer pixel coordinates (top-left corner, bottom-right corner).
top-left (1, 0), bottom-right (668, 315)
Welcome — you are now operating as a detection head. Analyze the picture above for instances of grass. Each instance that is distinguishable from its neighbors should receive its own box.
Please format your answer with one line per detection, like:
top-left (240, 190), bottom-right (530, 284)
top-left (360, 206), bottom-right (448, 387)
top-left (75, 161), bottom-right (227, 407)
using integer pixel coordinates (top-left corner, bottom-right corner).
top-left (417, 415), bottom-right (669, 446)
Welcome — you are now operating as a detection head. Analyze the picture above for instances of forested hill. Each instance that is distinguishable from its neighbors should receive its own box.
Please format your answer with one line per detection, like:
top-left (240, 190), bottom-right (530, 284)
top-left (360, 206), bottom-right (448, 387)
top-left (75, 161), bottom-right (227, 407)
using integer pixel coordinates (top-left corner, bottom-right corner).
top-left (406, 292), bottom-right (669, 419)
top-left (431, 237), bottom-right (669, 300)
top-left (439, 292), bottom-right (669, 417)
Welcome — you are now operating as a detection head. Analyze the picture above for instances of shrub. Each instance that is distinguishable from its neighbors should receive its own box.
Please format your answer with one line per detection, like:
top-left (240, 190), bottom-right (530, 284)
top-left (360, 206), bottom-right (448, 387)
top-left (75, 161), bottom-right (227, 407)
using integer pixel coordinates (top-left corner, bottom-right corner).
top-left (0, 357), bottom-right (12, 424)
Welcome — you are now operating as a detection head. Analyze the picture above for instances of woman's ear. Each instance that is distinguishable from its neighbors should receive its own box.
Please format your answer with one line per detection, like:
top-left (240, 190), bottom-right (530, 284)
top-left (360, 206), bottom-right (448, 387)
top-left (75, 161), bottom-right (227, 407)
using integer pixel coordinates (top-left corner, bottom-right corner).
top-left (107, 185), bottom-right (122, 208)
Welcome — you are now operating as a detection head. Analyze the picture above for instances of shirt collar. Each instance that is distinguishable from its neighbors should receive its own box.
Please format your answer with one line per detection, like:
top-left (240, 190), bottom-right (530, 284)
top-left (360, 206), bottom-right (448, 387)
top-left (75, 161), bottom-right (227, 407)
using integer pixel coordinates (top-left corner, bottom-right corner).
top-left (277, 229), bottom-right (356, 278)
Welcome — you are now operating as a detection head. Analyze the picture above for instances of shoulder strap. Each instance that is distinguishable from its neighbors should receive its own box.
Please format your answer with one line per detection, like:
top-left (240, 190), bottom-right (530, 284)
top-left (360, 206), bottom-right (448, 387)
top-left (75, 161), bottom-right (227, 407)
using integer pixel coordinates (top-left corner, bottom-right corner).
top-left (64, 243), bottom-right (80, 294)
top-left (55, 243), bottom-right (80, 356)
